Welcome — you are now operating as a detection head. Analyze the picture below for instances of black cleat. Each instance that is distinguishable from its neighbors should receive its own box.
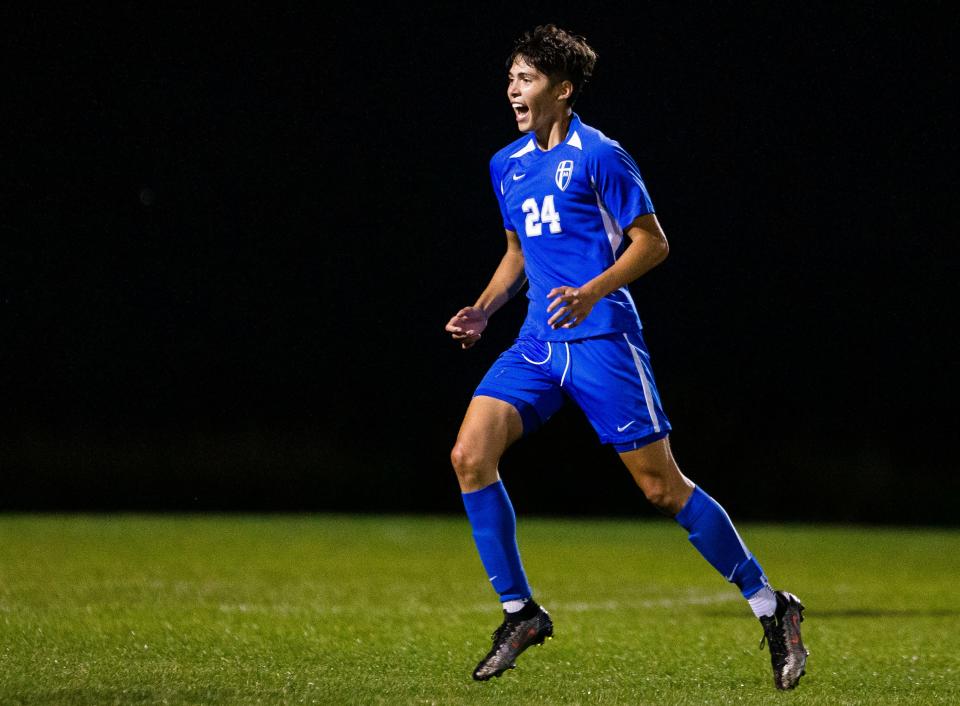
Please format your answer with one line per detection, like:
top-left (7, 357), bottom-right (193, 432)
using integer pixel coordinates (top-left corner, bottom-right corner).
top-left (472, 606), bottom-right (553, 681)
top-left (759, 590), bottom-right (809, 690)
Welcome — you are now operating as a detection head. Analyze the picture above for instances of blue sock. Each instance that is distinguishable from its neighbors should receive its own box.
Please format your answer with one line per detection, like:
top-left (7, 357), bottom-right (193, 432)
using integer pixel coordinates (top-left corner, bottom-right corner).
top-left (462, 480), bottom-right (532, 602)
top-left (675, 485), bottom-right (768, 598)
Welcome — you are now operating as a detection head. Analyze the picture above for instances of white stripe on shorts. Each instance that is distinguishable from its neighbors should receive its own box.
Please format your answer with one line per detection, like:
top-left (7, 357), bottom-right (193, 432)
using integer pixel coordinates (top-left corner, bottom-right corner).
top-left (521, 342), bottom-right (552, 365)
top-left (560, 342), bottom-right (571, 387)
top-left (623, 333), bottom-right (661, 434)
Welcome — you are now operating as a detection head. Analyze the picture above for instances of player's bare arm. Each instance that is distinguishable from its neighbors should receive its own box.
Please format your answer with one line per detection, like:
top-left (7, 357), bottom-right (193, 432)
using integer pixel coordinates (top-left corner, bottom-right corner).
top-left (546, 213), bottom-right (669, 329)
top-left (446, 229), bottom-right (526, 349)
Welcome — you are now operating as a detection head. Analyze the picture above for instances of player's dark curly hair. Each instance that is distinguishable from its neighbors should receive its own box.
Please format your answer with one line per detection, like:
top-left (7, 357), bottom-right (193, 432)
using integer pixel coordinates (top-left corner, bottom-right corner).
top-left (507, 24), bottom-right (598, 106)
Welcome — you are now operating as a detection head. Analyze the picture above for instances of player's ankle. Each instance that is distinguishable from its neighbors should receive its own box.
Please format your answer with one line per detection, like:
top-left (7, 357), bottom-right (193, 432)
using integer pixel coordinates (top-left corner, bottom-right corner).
top-left (747, 585), bottom-right (778, 619)
top-left (503, 597), bottom-right (540, 621)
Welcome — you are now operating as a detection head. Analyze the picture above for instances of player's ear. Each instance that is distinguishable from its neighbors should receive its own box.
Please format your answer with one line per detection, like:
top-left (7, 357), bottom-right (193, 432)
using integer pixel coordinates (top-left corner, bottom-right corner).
top-left (556, 80), bottom-right (574, 102)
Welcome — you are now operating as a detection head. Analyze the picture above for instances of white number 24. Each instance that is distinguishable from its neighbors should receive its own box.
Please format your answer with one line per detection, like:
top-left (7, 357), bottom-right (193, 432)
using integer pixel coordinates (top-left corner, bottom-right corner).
top-left (522, 195), bottom-right (562, 237)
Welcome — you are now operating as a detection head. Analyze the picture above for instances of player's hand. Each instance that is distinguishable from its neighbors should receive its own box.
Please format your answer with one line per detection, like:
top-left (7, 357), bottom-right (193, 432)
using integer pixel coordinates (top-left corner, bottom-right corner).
top-left (445, 306), bottom-right (488, 349)
top-left (546, 285), bottom-right (599, 329)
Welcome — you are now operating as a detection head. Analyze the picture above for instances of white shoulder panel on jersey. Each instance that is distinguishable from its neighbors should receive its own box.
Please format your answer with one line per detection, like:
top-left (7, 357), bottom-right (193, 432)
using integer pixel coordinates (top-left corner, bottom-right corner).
top-left (567, 131), bottom-right (582, 150)
top-left (509, 138), bottom-right (536, 159)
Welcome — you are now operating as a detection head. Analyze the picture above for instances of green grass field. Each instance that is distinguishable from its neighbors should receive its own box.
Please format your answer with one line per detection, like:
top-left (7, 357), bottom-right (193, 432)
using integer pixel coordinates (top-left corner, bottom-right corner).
top-left (0, 515), bottom-right (957, 705)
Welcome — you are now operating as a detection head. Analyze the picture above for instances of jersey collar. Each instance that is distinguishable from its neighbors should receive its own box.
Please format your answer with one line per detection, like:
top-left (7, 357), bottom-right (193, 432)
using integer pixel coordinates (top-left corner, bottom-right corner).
top-left (565, 113), bottom-right (583, 150)
top-left (510, 113), bottom-right (584, 158)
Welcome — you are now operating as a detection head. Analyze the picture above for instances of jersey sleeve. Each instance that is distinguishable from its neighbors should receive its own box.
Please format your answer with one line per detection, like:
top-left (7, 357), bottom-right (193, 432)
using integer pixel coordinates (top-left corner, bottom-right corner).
top-left (590, 140), bottom-right (655, 230)
top-left (489, 155), bottom-right (516, 232)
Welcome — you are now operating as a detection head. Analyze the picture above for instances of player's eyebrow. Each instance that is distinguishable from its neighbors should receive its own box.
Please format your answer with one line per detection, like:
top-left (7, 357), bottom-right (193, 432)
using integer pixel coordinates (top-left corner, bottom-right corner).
top-left (507, 70), bottom-right (540, 80)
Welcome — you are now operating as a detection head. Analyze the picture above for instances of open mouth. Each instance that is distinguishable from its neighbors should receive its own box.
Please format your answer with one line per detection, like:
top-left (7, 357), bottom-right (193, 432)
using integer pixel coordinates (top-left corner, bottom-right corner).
top-left (512, 102), bottom-right (530, 121)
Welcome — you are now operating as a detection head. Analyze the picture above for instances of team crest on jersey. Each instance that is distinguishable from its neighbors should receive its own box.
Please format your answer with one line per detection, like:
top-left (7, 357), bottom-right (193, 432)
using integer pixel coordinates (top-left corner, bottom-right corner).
top-left (555, 160), bottom-right (574, 191)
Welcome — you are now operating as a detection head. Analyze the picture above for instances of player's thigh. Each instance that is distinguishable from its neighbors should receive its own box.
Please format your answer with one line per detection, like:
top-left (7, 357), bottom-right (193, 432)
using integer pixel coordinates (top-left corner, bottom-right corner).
top-left (564, 332), bottom-right (671, 450)
top-left (451, 395), bottom-right (524, 489)
top-left (474, 337), bottom-right (565, 437)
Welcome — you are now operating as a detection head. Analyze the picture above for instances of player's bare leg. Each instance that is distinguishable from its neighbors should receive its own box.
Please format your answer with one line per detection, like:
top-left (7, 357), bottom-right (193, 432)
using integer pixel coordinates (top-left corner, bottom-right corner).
top-left (452, 395), bottom-right (553, 680)
top-left (619, 436), bottom-right (808, 689)
top-left (450, 395), bottom-right (522, 493)
top-left (618, 436), bottom-right (694, 515)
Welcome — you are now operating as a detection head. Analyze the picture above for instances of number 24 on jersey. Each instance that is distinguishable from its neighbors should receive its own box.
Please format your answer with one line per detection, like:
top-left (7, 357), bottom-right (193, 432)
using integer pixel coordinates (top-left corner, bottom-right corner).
top-left (522, 195), bottom-right (562, 237)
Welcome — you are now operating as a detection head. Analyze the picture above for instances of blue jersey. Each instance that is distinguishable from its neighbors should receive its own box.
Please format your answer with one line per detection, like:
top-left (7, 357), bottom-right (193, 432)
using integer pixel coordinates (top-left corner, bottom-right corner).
top-left (490, 113), bottom-right (655, 341)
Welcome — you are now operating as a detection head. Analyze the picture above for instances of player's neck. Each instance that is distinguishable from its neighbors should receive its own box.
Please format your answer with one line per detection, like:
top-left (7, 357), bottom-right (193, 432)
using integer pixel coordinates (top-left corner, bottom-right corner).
top-left (533, 110), bottom-right (573, 151)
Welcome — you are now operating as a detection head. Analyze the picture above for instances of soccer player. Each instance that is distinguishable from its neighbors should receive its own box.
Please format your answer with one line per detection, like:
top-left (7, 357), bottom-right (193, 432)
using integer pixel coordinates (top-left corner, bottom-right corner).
top-left (444, 25), bottom-right (809, 690)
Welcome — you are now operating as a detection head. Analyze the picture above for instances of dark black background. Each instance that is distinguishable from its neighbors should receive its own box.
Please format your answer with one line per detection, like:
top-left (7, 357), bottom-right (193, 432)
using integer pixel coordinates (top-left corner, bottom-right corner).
top-left (4, 3), bottom-right (957, 522)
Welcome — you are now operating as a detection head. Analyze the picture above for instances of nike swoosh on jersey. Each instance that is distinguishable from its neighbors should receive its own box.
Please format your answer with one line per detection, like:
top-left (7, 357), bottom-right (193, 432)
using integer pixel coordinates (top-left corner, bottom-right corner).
top-left (512, 173), bottom-right (526, 180)
top-left (617, 421), bottom-right (636, 432)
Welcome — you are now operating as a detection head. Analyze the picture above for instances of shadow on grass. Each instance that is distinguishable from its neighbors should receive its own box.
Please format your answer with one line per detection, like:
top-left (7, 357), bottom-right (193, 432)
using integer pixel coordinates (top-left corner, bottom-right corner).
top-left (803, 608), bottom-right (960, 618)
top-left (704, 607), bottom-right (960, 618)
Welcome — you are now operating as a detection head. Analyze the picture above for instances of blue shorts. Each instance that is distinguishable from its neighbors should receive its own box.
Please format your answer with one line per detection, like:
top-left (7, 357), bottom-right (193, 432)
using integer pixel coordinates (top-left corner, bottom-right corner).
top-left (474, 331), bottom-right (672, 452)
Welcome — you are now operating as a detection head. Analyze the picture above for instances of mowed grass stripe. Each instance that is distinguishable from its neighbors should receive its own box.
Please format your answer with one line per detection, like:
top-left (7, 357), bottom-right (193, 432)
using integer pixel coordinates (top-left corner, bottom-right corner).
top-left (0, 515), bottom-right (957, 705)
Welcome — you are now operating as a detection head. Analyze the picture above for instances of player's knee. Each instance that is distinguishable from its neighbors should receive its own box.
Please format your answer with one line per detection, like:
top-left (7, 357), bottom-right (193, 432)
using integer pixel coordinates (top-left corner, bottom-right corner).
top-left (450, 442), bottom-right (487, 488)
top-left (634, 472), bottom-right (684, 514)
top-left (640, 479), bottom-right (670, 510)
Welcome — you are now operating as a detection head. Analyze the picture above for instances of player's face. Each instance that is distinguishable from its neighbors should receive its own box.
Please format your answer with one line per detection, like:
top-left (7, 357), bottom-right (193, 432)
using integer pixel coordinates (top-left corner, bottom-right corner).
top-left (507, 58), bottom-right (567, 133)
